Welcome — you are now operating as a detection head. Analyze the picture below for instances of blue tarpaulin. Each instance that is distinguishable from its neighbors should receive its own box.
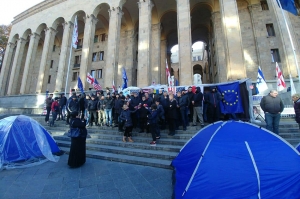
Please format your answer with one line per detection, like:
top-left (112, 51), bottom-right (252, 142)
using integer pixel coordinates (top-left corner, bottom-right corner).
top-left (0, 115), bottom-right (60, 169)
top-left (172, 121), bottom-right (300, 199)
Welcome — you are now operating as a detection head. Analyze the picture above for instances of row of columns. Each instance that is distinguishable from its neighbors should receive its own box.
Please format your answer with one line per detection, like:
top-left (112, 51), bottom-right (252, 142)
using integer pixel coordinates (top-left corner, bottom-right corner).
top-left (4, 0), bottom-right (293, 95)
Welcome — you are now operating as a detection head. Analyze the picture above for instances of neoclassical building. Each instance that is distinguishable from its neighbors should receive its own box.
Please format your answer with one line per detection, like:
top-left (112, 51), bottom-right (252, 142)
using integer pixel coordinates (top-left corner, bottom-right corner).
top-left (1, 0), bottom-right (300, 95)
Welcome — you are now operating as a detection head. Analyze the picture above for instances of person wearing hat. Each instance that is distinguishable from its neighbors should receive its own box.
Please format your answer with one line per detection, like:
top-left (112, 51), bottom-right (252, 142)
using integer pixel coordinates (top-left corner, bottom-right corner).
top-left (68, 112), bottom-right (87, 168)
top-left (50, 97), bottom-right (60, 127)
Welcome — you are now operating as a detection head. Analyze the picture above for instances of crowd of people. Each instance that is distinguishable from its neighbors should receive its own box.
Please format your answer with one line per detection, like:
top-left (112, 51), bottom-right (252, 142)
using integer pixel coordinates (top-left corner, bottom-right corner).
top-left (44, 86), bottom-right (225, 146)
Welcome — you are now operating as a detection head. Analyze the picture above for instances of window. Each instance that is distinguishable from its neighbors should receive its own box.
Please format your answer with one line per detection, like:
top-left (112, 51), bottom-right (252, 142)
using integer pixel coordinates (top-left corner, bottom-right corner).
top-left (92, 53), bottom-right (97, 62)
top-left (94, 35), bottom-right (98, 43)
top-left (48, 75), bottom-right (51, 84)
top-left (50, 60), bottom-right (54, 68)
top-left (97, 69), bottom-right (103, 79)
top-left (261, 1), bottom-right (269, 10)
top-left (99, 51), bottom-right (104, 61)
top-left (197, 56), bottom-right (201, 61)
top-left (101, 34), bottom-right (106, 42)
top-left (77, 39), bottom-right (83, 49)
top-left (74, 55), bottom-right (81, 68)
top-left (271, 49), bottom-right (280, 62)
top-left (91, 70), bottom-right (95, 78)
top-left (53, 45), bottom-right (56, 52)
top-left (266, 24), bottom-right (275, 36)
top-left (72, 72), bottom-right (79, 81)
top-left (193, 57), bottom-right (196, 61)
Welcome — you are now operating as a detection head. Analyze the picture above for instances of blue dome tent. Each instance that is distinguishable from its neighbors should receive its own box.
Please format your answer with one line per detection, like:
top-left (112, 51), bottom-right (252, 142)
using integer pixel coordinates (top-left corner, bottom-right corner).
top-left (0, 115), bottom-right (61, 169)
top-left (172, 121), bottom-right (300, 199)
top-left (296, 143), bottom-right (300, 152)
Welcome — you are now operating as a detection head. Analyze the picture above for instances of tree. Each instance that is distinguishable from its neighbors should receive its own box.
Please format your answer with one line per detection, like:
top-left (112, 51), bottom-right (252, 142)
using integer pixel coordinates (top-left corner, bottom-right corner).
top-left (0, 24), bottom-right (12, 71)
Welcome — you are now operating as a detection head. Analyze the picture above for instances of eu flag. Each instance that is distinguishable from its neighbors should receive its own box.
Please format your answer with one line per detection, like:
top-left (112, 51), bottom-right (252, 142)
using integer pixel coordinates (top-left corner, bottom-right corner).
top-left (217, 82), bottom-right (244, 114)
top-left (77, 77), bottom-right (84, 94)
top-left (278, 0), bottom-right (298, 15)
top-left (122, 67), bottom-right (128, 90)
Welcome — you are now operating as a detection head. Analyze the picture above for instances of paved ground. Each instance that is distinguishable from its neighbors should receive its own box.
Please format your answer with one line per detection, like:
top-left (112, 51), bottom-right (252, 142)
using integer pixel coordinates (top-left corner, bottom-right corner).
top-left (0, 155), bottom-right (173, 199)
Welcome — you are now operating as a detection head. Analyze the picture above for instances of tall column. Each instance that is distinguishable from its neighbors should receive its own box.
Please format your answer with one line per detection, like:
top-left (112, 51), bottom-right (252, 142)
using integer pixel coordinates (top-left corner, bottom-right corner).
top-left (151, 23), bottom-right (161, 84)
top-left (7, 38), bottom-right (27, 95)
top-left (219, 0), bottom-right (246, 80)
top-left (55, 22), bottom-right (73, 92)
top-left (137, 0), bottom-right (153, 87)
top-left (125, 30), bottom-right (134, 86)
top-left (176, 0), bottom-right (192, 85)
top-left (105, 7), bottom-right (123, 88)
top-left (80, 15), bottom-right (97, 90)
top-left (160, 39), bottom-right (167, 84)
top-left (20, 33), bottom-right (40, 94)
top-left (0, 42), bottom-right (16, 96)
top-left (36, 27), bottom-right (56, 93)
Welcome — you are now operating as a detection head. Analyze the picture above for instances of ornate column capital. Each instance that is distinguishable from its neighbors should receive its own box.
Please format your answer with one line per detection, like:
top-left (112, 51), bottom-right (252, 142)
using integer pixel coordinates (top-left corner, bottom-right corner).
top-left (29, 32), bottom-right (40, 39)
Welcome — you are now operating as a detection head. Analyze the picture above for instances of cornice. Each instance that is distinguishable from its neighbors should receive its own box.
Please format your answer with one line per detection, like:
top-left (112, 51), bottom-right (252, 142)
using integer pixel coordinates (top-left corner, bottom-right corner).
top-left (12, 0), bottom-right (68, 25)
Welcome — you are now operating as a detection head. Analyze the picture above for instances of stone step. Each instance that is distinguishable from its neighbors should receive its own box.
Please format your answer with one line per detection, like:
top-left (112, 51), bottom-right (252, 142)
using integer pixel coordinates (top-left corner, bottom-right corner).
top-left (57, 140), bottom-right (178, 160)
top-left (54, 136), bottom-right (182, 152)
top-left (59, 146), bottom-right (172, 169)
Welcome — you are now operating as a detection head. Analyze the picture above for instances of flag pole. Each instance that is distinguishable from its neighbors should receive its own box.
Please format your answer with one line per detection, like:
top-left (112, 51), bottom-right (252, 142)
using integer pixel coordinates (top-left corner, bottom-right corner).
top-left (64, 42), bottom-right (73, 96)
top-left (276, 0), bottom-right (300, 83)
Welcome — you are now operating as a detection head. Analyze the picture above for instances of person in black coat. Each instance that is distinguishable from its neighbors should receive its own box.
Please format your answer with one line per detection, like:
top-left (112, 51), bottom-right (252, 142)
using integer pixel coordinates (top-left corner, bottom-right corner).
top-left (292, 94), bottom-right (300, 129)
top-left (204, 87), bottom-right (222, 123)
top-left (129, 92), bottom-right (140, 128)
top-left (78, 93), bottom-right (86, 120)
top-left (59, 93), bottom-right (67, 121)
top-left (147, 104), bottom-right (159, 146)
top-left (68, 112), bottom-right (87, 168)
top-left (138, 95), bottom-right (150, 133)
top-left (114, 93), bottom-right (124, 130)
top-left (177, 90), bottom-right (189, 131)
top-left (192, 87), bottom-right (205, 127)
top-left (167, 94), bottom-right (178, 136)
top-left (119, 104), bottom-right (135, 142)
top-left (67, 95), bottom-right (80, 117)
top-left (87, 95), bottom-right (98, 126)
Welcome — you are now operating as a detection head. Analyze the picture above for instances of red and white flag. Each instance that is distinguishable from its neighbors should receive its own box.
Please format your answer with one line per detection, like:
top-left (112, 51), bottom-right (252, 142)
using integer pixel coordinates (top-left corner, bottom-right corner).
top-left (166, 59), bottom-right (172, 87)
top-left (72, 15), bottom-right (78, 49)
top-left (276, 62), bottom-right (286, 91)
top-left (87, 73), bottom-right (94, 85)
top-left (112, 80), bottom-right (116, 92)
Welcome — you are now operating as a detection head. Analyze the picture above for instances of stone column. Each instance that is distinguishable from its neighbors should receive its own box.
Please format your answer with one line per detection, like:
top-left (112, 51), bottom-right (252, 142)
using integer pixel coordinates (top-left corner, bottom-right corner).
top-left (176, 0), bottom-right (192, 85)
top-left (80, 15), bottom-right (97, 90)
top-left (20, 33), bottom-right (40, 94)
top-left (160, 40), bottom-right (167, 84)
top-left (219, 0), bottom-right (246, 80)
top-left (0, 42), bottom-right (16, 96)
top-left (55, 22), bottom-right (73, 92)
top-left (151, 23), bottom-right (161, 84)
top-left (137, 0), bottom-right (153, 87)
top-left (105, 7), bottom-right (123, 88)
top-left (36, 27), bottom-right (56, 93)
top-left (7, 38), bottom-right (27, 95)
top-left (125, 30), bottom-right (134, 86)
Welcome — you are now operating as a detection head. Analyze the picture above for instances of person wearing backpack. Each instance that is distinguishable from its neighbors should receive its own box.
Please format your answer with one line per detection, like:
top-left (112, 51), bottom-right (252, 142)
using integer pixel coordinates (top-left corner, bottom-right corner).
top-left (50, 97), bottom-right (60, 127)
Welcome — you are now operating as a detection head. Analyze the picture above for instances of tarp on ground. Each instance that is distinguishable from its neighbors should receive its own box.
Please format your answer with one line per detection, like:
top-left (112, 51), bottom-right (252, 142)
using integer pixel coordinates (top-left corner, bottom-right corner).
top-left (0, 115), bottom-right (61, 169)
top-left (172, 121), bottom-right (300, 199)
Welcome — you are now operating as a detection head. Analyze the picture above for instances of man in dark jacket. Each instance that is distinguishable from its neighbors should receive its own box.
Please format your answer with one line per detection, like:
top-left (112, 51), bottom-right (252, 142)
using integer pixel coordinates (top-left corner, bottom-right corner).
top-left (97, 96), bottom-right (106, 126)
top-left (104, 93), bottom-right (113, 126)
top-left (67, 94), bottom-right (79, 118)
top-left (87, 95), bottom-right (98, 126)
top-left (260, 90), bottom-right (284, 134)
top-left (45, 93), bottom-right (53, 124)
top-left (192, 87), bottom-right (205, 127)
top-left (79, 93), bottom-right (86, 120)
top-left (59, 93), bottom-right (67, 121)
top-left (130, 92), bottom-right (140, 128)
top-left (205, 87), bottom-right (222, 123)
top-left (114, 93), bottom-right (124, 128)
top-left (187, 86), bottom-right (194, 122)
top-left (177, 90), bottom-right (189, 130)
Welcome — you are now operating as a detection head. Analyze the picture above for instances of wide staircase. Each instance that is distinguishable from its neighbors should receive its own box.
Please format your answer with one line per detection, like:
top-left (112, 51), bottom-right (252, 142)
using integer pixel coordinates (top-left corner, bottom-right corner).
top-left (30, 116), bottom-right (300, 169)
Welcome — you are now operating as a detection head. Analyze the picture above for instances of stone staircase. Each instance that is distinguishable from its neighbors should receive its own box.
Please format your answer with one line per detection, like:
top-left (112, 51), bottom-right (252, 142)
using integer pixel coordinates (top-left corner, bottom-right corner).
top-left (30, 116), bottom-right (300, 169)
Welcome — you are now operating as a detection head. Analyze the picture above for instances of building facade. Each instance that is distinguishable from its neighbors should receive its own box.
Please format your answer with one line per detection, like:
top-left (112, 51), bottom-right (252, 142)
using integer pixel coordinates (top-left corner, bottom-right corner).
top-left (0, 0), bottom-right (300, 95)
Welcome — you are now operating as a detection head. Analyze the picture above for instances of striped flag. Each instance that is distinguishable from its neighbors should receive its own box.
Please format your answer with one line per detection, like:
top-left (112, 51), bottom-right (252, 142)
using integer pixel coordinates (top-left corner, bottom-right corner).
top-left (87, 73), bottom-right (94, 85)
top-left (72, 16), bottom-right (78, 49)
top-left (166, 59), bottom-right (172, 86)
top-left (276, 62), bottom-right (286, 91)
top-left (93, 78), bottom-right (102, 90)
top-left (112, 80), bottom-right (116, 92)
top-left (256, 66), bottom-right (268, 94)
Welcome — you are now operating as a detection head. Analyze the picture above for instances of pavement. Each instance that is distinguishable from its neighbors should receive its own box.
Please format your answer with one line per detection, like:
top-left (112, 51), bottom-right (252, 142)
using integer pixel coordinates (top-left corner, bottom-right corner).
top-left (0, 155), bottom-right (173, 199)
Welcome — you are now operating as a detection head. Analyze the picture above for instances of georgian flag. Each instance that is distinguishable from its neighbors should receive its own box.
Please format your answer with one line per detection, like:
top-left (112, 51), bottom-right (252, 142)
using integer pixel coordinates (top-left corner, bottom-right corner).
top-left (166, 59), bottom-right (172, 86)
top-left (87, 73), bottom-right (94, 85)
top-left (112, 80), bottom-right (116, 92)
top-left (276, 62), bottom-right (286, 91)
top-left (256, 66), bottom-right (268, 94)
top-left (72, 15), bottom-right (78, 49)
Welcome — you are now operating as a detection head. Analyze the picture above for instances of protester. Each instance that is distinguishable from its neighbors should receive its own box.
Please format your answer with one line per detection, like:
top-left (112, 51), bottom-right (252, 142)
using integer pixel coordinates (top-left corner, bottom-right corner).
top-left (97, 96), bottom-right (106, 126)
top-left (192, 87), bottom-right (205, 127)
top-left (45, 93), bottom-right (53, 124)
top-left (177, 90), bottom-right (189, 131)
top-left (68, 112), bottom-right (87, 168)
top-left (147, 104), bottom-right (159, 146)
top-left (260, 90), bottom-right (284, 135)
top-left (205, 87), bottom-right (222, 123)
top-left (104, 93), bottom-right (113, 126)
top-left (79, 93), bottom-right (86, 120)
top-left (67, 94), bottom-right (80, 117)
top-left (50, 97), bottom-right (60, 127)
top-left (187, 86), bottom-right (195, 123)
top-left (167, 94), bottom-right (177, 136)
top-left (119, 104), bottom-right (134, 142)
top-left (138, 95), bottom-right (149, 133)
top-left (87, 95), bottom-right (98, 127)
top-left (292, 93), bottom-right (300, 129)
top-left (59, 93), bottom-right (67, 121)
top-left (84, 95), bottom-right (91, 125)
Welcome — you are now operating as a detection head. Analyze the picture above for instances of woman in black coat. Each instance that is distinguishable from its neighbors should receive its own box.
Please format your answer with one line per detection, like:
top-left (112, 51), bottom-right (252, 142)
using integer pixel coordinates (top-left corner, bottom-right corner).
top-left (292, 94), bottom-right (300, 129)
top-left (167, 94), bottom-right (178, 136)
top-left (68, 112), bottom-right (87, 168)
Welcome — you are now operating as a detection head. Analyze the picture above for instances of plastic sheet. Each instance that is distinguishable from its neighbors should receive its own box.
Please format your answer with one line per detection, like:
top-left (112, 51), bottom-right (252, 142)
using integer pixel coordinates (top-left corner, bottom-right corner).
top-left (0, 115), bottom-right (60, 170)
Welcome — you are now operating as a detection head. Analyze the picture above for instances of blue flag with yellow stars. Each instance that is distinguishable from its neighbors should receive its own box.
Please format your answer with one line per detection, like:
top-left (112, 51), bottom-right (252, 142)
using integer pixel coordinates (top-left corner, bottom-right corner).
top-left (217, 82), bottom-right (244, 114)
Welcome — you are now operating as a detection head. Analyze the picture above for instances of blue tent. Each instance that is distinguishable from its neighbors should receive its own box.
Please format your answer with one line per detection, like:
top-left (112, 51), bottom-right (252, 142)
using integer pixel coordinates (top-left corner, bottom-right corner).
top-left (0, 115), bottom-right (61, 169)
top-left (172, 121), bottom-right (300, 199)
top-left (296, 143), bottom-right (300, 152)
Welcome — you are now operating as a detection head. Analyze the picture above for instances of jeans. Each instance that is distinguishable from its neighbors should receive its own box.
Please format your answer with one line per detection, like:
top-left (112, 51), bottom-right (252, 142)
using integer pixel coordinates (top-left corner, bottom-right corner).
top-left (98, 110), bottom-right (106, 125)
top-left (45, 107), bottom-right (51, 122)
top-left (265, 113), bottom-right (281, 135)
top-left (105, 109), bottom-right (112, 125)
top-left (51, 111), bottom-right (58, 126)
top-left (180, 108), bottom-right (187, 130)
